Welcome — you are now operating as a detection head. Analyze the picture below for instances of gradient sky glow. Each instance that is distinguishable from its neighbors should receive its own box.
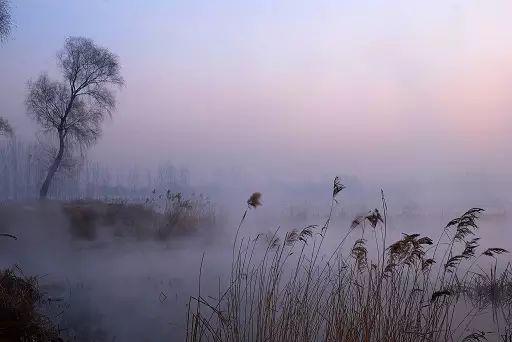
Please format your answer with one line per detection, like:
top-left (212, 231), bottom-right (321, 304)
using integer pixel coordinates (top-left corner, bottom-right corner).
top-left (1, 0), bottom-right (511, 183)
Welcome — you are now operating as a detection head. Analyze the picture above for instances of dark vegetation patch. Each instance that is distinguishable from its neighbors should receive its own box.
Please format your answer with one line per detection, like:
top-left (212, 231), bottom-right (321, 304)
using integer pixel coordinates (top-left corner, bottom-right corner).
top-left (63, 200), bottom-right (157, 240)
top-left (0, 191), bottom-right (218, 242)
top-left (62, 192), bottom-right (217, 241)
top-left (0, 268), bottom-right (60, 341)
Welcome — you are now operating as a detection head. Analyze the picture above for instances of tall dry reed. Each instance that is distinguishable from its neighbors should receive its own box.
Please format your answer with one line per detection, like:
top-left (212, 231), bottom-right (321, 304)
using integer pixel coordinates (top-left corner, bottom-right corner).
top-left (187, 178), bottom-right (511, 342)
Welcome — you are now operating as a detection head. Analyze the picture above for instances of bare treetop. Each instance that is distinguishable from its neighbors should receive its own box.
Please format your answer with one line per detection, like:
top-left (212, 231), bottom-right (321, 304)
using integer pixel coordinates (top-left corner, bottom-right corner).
top-left (27, 37), bottom-right (124, 149)
top-left (0, 0), bottom-right (11, 41)
top-left (58, 37), bottom-right (124, 100)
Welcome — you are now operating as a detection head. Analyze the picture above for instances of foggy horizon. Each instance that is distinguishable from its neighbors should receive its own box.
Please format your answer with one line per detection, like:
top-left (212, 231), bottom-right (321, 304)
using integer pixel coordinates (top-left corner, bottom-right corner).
top-left (1, 1), bottom-right (511, 190)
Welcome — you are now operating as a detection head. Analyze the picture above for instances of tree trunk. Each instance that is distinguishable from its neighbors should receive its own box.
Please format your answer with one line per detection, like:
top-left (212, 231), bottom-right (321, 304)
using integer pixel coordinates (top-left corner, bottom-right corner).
top-left (39, 132), bottom-right (65, 199)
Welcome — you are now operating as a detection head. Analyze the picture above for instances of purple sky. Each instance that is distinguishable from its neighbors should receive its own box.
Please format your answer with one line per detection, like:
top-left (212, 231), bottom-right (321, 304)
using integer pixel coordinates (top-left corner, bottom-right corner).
top-left (1, 0), bottom-right (511, 184)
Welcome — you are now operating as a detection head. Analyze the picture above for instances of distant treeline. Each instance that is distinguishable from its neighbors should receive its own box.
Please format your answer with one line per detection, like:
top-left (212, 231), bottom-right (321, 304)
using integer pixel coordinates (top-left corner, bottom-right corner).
top-left (0, 139), bottom-right (190, 201)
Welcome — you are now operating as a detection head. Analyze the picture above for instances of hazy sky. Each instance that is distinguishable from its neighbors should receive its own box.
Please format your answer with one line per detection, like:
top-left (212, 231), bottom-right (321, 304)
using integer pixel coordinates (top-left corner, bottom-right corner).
top-left (1, 0), bottom-right (511, 184)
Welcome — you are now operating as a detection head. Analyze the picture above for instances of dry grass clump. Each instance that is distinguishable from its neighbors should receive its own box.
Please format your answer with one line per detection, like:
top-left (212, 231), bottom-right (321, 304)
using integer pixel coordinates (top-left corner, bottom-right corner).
top-left (155, 191), bottom-right (217, 239)
top-left (247, 192), bottom-right (262, 208)
top-left (187, 178), bottom-right (511, 342)
top-left (62, 191), bottom-right (217, 241)
top-left (0, 268), bottom-right (60, 341)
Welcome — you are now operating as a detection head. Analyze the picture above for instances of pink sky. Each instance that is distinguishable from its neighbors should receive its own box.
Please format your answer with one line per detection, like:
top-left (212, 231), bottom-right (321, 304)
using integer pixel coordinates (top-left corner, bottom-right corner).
top-left (1, 0), bottom-right (511, 183)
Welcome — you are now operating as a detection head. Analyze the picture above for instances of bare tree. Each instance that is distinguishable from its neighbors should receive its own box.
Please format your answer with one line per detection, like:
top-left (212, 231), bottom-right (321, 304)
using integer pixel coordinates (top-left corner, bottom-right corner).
top-left (0, 1), bottom-right (12, 138)
top-left (0, 116), bottom-right (13, 136)
top-left (26, 37), bottom-right (124, 199)
top-left (0, 0), bottom-right (11, 41)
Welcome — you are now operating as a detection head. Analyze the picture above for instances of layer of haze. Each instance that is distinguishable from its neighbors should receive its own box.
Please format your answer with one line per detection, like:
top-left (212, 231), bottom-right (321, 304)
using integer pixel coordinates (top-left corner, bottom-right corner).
top-left (1, 0), bottom-right (511, 188)
top-left (1, 3), bottom-right (512, 339)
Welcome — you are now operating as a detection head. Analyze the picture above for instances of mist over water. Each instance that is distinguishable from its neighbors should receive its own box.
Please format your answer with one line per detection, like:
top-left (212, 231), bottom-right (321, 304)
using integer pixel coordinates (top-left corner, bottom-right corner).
top-left (0, 190), bottom-right (510, 340)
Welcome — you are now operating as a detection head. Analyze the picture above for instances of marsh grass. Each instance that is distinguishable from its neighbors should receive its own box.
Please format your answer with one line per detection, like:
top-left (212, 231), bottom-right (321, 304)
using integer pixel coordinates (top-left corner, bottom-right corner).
top-left (187, 178), bottom-right (511, 342)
